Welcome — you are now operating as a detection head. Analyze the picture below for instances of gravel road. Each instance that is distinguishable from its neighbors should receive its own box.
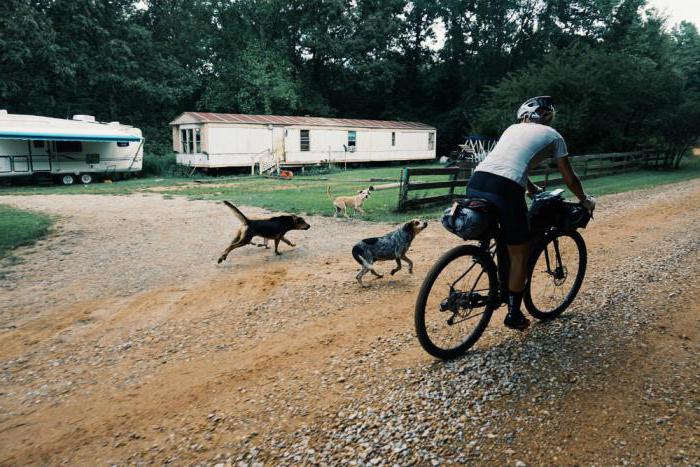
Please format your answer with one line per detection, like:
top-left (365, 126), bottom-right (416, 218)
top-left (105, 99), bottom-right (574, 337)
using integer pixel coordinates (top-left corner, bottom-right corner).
top-left (0, 180), bottom-right (698, 465)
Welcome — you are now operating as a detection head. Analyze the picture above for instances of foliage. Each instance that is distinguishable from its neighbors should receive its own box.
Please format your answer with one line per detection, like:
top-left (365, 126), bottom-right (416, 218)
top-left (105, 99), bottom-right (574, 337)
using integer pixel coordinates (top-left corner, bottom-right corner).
top-left (141, 152), bottom-right (182, 177)
top-left (0, 204), bottom-right (54, 259)
top-left (1, 0), bottom-right (698, 155)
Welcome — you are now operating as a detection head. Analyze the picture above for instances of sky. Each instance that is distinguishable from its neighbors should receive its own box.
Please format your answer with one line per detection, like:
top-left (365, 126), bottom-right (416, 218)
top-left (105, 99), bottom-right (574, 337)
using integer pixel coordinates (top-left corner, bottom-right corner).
top-left (646, 0), bottom-right (700, 27)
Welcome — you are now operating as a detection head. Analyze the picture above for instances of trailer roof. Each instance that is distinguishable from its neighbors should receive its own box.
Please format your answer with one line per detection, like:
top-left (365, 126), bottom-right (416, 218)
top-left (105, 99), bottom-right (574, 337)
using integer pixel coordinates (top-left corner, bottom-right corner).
top-left (170, 112), bottom-right (435, 130)
top-left (0, 132), bottom-right (141, 142)
top-left (0, 112), bottom-right (142, 142)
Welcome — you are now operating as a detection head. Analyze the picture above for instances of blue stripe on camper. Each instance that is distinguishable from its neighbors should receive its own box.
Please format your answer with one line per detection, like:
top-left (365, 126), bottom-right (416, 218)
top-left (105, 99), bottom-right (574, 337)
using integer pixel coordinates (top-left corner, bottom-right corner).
top-left (0, 132), bottom-right (141, 142)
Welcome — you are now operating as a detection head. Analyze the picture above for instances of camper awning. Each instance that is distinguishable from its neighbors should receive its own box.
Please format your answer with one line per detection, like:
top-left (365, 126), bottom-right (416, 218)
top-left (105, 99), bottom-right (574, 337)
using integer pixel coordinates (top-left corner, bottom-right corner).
top-left (0, 131), bottom-right (141, 142)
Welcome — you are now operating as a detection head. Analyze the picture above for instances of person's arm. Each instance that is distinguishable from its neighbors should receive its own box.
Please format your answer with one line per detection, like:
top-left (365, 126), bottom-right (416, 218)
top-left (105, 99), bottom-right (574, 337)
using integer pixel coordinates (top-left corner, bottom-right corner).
top-left (526, 177), bottom-right (543, 198)
top-left (556, 156), bottom-right (586, 202)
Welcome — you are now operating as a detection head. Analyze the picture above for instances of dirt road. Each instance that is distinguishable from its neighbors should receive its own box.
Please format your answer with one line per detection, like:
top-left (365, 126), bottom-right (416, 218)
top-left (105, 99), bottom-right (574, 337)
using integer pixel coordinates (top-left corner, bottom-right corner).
top-left (0, 180), bottom-right (698, 465)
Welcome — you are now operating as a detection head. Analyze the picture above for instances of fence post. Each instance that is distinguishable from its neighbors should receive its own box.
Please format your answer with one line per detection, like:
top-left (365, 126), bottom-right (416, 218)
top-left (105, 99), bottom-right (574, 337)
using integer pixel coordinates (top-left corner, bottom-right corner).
top-left (398, 167), bottom-right (409, 211)
top-left (448, 169), bottom-right (456, 200)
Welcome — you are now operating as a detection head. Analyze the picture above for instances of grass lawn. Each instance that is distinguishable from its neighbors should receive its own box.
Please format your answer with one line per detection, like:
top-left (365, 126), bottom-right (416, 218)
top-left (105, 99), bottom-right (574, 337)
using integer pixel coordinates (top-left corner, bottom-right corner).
top-left (0, 204), bottom-right (54, 260)
top-left (0, 157), bottom-right (698, 224)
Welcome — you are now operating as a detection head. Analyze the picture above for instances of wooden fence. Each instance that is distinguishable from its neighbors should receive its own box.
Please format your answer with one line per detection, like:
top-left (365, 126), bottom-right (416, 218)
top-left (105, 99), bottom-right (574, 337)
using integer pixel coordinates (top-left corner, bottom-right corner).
top-left (397, 165), bottom-right (471, 210)
top-left (397, 150), bottom-right (668, 211)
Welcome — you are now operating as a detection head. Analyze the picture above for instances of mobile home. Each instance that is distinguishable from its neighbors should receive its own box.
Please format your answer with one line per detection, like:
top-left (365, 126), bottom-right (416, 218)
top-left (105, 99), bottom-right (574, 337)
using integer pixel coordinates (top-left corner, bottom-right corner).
top-left (0, 111), bottom-right (143, 184)
top-left (170, 113), bottom-right (436, 171)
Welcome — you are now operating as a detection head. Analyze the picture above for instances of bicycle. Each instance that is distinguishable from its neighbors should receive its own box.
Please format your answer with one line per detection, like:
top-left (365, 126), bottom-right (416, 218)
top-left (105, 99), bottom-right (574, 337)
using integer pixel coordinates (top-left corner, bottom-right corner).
top-left (414, 189), bottom-right (592, 360)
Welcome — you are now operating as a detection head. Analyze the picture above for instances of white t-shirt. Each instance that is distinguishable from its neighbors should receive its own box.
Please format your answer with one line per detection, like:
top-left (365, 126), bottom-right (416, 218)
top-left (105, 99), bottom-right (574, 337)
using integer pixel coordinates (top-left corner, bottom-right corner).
top-left (474, 123), bottom-right (568, 188)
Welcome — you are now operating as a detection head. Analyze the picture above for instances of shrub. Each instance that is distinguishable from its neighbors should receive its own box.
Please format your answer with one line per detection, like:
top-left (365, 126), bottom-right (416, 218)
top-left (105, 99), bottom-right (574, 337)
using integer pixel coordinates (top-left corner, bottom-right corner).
top-left (141, 152), bottom-right (184, 177)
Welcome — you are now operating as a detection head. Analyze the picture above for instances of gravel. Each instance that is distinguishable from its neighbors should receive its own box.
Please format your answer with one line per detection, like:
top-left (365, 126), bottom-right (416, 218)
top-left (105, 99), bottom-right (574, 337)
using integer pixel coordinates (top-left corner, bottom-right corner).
top-left (0, 180), bottom-right (699, 465)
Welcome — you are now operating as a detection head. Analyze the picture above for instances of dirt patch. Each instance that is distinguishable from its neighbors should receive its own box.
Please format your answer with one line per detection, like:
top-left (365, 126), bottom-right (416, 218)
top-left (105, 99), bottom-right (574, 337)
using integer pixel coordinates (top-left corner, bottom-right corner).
top-left (0, 179), bottom-right (699, 464)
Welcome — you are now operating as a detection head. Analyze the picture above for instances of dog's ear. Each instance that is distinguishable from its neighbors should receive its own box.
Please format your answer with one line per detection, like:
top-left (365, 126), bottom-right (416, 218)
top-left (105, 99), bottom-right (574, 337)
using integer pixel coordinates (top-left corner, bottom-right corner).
top-left (368, 186), bottom-right (375, 191)
top-left (402, 221), bottom-right (413, 233)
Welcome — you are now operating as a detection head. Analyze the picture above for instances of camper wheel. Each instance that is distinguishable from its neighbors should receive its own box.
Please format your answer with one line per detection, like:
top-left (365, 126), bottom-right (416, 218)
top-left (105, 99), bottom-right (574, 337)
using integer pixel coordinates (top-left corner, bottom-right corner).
top-left (60, 174), bottom-right (75, 186)
top-left (80, 173), bottom-right (93, 184)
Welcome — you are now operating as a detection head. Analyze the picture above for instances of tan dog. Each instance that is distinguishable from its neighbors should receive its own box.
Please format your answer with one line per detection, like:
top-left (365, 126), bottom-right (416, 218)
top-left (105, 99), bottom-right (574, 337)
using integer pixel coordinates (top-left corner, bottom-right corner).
top-left (328, 185), bottom-right (374, 218)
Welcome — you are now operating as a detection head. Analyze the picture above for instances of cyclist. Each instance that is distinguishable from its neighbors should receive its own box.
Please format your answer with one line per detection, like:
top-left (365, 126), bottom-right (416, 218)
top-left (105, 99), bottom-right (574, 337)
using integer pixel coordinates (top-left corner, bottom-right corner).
top-left (466, 96), bottom-right (595, 330)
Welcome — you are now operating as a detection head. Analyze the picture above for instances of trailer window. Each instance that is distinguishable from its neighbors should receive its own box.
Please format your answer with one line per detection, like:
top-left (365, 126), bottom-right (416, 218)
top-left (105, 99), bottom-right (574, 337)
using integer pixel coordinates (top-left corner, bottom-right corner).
top-left (181, 129), bottom-right (188, 153)
top-left (195, 128), bottom-right (201, 153)
top-left (348, 131), bottom-right (356, 149)
top-left (56, 141), bottom-right (82, 153)
top-left (428, 133), bottom-right (435, 150)
top-left (391, 132), bottom-right (395, 147)
top-left (300, 130), bottom-right (310, 151)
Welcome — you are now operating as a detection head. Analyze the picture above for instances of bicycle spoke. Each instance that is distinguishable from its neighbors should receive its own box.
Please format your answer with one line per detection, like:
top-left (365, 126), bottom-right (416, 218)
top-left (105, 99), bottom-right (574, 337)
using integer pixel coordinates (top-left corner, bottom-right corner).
top-left (527, 232), bottom-right (584, 317)
top-left (420, 248), bottom-right (494, 354)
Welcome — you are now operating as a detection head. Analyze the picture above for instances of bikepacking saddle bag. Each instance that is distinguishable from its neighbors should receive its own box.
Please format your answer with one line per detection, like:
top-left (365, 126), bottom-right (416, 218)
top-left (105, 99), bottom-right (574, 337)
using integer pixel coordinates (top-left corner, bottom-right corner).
top-left (441, 198), bottom-right (491, 240)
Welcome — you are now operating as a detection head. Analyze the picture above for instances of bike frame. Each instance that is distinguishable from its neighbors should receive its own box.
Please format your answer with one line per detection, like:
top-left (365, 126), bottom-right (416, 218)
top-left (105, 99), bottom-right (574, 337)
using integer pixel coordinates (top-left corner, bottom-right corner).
top-left (478, 226), bottom-right (563, 306)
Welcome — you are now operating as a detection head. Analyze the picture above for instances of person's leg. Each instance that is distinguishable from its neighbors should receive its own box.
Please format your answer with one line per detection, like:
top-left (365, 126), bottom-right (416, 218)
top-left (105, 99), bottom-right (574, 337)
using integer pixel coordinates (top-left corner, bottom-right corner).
top-left (504, 242), bottom-right (530, 330)
top-left (507, 243), bottom-right (529, 293)
top-left (503, 193), bottom-right (531, 330)
top-left (467, 171), bottom-right (531, 330)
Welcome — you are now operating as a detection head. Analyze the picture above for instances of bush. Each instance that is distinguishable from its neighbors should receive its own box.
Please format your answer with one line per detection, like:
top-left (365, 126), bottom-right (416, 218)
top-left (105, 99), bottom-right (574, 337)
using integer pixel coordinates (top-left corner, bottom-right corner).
top-left (141, 152), bottom-right (183, 177)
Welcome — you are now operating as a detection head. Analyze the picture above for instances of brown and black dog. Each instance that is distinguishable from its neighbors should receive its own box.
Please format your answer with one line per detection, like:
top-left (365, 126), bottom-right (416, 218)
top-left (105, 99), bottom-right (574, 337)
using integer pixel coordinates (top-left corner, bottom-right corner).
top-left (217, 201), bottom-right (310, 263)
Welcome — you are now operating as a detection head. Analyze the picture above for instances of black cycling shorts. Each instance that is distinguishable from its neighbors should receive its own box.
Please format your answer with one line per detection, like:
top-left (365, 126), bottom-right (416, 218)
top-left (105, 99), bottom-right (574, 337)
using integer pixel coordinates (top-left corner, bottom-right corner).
top-left (467, 171), bottom-right (529, 245)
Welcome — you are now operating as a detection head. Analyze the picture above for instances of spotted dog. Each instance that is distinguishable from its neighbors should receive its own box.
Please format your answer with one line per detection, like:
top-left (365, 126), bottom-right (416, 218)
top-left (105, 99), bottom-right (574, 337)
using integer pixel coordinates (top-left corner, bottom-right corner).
top-left (351, 219), bottom-right (428, 286)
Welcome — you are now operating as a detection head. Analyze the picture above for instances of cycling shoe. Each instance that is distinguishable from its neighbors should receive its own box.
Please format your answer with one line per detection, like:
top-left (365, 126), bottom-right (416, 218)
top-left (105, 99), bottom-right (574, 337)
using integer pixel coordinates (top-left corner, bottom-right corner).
top-left (504, 310), bottom-right (530, 331)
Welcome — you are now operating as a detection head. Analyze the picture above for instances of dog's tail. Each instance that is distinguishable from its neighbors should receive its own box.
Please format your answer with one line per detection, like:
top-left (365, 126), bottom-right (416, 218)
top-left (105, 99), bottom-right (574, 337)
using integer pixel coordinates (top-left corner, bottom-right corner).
top-left (223, 201), bottom-right (249, 225)
top-left (351, 245), bottom-right (366, 266)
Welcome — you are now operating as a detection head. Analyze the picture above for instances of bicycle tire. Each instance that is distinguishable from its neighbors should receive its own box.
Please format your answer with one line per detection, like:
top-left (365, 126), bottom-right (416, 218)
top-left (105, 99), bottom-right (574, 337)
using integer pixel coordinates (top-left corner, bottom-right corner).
top-left (415, 244), bottom-right (498, 360)
top-left (524, 230), bottom-right (587, 320)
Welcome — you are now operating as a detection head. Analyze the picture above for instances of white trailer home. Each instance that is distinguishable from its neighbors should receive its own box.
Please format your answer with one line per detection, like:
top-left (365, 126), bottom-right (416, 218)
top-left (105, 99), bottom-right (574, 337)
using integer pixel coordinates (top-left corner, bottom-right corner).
top-left (0, 111), bottom-right (143, 185)
top-left (170, 112), bottom-right (436, 171)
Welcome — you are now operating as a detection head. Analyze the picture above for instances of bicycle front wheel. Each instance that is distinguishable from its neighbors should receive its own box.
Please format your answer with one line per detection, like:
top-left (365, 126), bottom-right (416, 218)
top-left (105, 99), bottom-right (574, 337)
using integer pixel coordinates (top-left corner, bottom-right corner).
top-left (415, 245), bottom-right (498, 360)
top-left (524, 230), bottom-right (587, 320)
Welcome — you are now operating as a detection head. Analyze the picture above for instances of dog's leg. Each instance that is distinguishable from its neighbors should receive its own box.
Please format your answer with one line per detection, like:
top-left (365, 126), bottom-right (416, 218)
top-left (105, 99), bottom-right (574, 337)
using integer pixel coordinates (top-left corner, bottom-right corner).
top-left (356, 267), bottom-right (369, 287)
top-left (280, 236), bottom-right (296, 247)
top-left (401, 254), bottom-right (414, 274)
top-left (390, 258), bottom-right (402, 275)
top-left (369, 266), bottom-right (383, 278)
top-left (218, 237), bottom-right (246, 263)
top-left (344, 206), bottom-right (350, 218)
top-left (273, 237), bottom-right (282, 255)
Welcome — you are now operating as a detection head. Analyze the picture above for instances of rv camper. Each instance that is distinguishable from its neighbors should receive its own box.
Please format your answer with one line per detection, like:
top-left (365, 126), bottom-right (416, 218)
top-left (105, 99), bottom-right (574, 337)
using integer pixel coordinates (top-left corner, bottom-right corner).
top-left (0, 111), bottom-right (143, 185)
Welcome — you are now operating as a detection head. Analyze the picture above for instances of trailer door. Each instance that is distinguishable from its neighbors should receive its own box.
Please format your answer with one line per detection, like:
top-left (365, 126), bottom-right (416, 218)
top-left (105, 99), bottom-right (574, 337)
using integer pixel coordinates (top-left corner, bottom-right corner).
top-left (29, 140), bottom-right (51, 172)
top-left (272, 127), bottom-right (285, 162)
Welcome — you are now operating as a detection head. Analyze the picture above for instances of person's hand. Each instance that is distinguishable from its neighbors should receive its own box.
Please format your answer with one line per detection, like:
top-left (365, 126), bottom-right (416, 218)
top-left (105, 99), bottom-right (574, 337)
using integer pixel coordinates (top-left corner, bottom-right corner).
top-left (527, 184), bottom-right (543, 199)
top-left (581, 195), bottom-right (596, 213)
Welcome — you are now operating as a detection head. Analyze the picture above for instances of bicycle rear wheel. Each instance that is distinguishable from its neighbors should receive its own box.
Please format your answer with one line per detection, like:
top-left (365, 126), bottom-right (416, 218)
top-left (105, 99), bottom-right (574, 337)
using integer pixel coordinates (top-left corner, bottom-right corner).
top-left (524, 230), bottom-right (587, 320)
top-left (415, 245), bottom-right (498, 360)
